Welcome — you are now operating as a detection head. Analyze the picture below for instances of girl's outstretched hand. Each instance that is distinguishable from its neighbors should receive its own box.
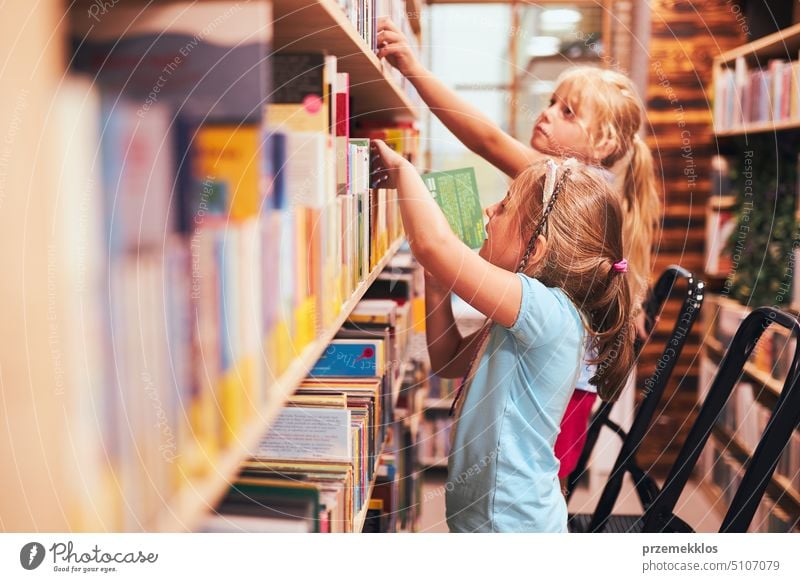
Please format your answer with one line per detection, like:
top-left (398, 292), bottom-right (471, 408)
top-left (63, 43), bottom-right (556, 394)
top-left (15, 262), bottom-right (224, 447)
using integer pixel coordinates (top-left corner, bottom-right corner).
top-left (371, 139), bottom-right (408, 189)
top-left (377, 17), bottom-right (422, 78)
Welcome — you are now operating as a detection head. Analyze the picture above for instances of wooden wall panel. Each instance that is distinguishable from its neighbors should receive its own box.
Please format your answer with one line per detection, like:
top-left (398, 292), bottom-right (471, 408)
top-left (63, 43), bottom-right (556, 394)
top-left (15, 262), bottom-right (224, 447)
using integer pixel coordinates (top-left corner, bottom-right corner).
top-left (637, 0), bottom-right (744, 474)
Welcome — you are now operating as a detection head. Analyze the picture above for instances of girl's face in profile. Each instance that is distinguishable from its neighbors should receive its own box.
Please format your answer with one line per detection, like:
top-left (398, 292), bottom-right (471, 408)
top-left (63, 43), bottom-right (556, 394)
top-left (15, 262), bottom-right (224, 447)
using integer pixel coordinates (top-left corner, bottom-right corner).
top-left (530, 86), bottom-right (598, 163)
top-left (479, 190), bottom-right (526, 272)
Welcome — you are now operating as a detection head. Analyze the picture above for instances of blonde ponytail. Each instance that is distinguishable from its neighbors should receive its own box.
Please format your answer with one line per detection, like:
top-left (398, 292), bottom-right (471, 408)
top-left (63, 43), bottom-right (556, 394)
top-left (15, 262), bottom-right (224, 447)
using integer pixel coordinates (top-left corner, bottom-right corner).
top-left (554, 67), bottom-right (661, 308)
top-left (622, 135), bottom-right (661, 306)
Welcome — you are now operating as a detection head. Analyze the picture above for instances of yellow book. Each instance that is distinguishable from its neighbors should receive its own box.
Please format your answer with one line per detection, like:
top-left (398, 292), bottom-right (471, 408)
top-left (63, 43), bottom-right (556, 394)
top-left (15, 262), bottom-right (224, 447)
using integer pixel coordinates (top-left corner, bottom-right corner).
top-left (193, 125), bottom-right (261, 221)
top-left (218, 367), bottom-right (244, 447)
top-left (294, 296), bottom-right (316, 352)
top-left (274, 318), bottom-right (293, 375)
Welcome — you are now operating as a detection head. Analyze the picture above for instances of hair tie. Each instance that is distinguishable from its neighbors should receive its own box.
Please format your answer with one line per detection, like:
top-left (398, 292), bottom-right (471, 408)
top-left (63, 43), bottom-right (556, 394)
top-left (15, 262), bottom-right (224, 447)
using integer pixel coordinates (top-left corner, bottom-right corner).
top-left (612, 258), bottom-right (628, 273)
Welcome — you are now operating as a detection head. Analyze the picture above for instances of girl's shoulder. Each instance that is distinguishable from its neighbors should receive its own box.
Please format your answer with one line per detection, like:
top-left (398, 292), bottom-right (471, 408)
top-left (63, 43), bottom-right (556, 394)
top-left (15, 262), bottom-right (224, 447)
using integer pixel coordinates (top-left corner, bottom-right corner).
top-left (506, 273), bottom-right (583, 348)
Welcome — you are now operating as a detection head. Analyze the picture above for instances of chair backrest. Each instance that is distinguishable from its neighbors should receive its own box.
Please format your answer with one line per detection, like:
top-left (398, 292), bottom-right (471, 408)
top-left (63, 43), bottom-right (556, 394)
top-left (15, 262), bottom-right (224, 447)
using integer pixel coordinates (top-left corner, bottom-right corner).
top-left (582, 266), bottom-right (705, 531)
top-left (642, 306), bottom-right (800, 533)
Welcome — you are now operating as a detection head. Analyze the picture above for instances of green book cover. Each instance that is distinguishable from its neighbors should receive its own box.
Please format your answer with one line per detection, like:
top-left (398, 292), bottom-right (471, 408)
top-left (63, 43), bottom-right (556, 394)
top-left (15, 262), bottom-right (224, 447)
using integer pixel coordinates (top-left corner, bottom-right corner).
top-left (421, 167), bottom-right (485, 249)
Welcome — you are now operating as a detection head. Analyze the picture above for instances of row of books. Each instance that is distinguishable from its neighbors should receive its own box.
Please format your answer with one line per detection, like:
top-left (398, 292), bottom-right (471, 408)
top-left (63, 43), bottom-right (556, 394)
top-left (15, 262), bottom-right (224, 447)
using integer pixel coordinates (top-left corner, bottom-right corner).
top-left (714, 56), bottom-right (800, 130)
top-left (57, 1), bottom-right (422, 530)
top-left (334, 0), bottom-right (423, 103)
top-left (709, 297), bottom-right (798, 379)
top-left (703, 359), bottom-right (800, 489)
top-left (208, 251), bottom-right (425, 532)
top-left (698, 440), bottom-right (799, 532)
top-left (62, 1), bottom-right (272, 531)
top-left (699, 359), bottom-right (800, 522)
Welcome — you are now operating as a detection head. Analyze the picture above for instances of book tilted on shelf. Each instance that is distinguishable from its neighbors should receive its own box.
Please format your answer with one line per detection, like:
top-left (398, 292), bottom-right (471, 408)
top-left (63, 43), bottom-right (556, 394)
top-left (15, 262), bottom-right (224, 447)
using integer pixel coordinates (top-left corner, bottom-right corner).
top-left (310, 339), bottom-right (385, 377)
top-left (269, 53), bottom-right (328, 133)
top-left (421, 167), bottom-right (485, 249)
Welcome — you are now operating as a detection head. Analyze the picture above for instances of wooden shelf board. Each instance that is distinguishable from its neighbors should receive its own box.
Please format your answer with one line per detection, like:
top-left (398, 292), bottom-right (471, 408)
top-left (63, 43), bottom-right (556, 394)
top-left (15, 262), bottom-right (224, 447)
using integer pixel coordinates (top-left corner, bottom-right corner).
top-left (153, 237), bottom-right (405, 532)
top-left (714, 118), bottom-right (800, 137)
top-left (704, 336), bottom-right (784, 397)
top-left (715, 22), bottom-right (800, 65)
top-left (272, 0), bottom-right (417, 119)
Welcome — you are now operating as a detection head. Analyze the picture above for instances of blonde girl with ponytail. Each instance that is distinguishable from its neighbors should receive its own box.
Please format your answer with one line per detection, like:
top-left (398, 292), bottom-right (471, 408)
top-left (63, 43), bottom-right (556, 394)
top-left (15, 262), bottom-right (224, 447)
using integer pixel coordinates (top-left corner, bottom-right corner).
top-left (377, 18), bottom-right (660, 483)
top-left (372, 143), bottom-right (635, 532)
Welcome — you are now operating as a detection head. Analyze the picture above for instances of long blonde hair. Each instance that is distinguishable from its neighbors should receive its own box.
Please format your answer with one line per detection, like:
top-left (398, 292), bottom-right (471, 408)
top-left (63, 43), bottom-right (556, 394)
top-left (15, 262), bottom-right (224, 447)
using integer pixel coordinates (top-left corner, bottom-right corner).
top-left (508, 161), bottom-right (634, 402)
top-left (553, 67), bottom-right (660, 304)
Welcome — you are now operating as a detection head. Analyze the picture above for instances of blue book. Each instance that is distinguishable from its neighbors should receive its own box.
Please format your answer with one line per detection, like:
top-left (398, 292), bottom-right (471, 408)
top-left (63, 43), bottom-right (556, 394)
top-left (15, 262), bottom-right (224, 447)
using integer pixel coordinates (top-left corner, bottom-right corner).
top-left (310, 339), bottom-right (384, 377)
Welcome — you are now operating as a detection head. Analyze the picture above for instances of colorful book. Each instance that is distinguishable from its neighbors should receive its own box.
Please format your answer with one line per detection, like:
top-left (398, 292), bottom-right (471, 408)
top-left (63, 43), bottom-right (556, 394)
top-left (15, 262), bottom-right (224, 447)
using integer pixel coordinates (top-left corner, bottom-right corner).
top-left (421, 167), bottom-right (485, 249)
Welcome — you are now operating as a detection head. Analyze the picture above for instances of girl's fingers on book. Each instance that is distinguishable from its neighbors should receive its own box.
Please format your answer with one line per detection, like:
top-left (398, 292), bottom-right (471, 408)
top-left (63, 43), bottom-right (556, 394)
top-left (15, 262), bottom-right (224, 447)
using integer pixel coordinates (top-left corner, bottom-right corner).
top-left (377, 30), bottom-right (402, 45)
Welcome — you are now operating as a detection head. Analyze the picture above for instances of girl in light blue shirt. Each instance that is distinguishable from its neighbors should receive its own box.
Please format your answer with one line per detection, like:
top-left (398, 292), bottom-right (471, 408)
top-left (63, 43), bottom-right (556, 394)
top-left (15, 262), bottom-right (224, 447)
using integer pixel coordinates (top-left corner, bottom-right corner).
top-left (372, 145), bottom-right (635, 532)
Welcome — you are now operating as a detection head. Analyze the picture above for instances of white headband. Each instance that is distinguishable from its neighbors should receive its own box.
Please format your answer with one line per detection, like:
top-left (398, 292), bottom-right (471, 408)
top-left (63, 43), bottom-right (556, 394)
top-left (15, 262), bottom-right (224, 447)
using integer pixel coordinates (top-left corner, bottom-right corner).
top-left (542, 159), bottom-right (558, 208)
top-left (542, 157), bottom-right (577, 207)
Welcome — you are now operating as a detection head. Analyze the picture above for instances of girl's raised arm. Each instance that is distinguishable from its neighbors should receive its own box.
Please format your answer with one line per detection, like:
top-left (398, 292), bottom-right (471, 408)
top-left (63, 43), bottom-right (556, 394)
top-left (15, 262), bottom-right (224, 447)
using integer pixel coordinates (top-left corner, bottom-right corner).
top-left (373, 140), bottom-right (522, 328)
top-left (377, 17), bottom-right (542, 178)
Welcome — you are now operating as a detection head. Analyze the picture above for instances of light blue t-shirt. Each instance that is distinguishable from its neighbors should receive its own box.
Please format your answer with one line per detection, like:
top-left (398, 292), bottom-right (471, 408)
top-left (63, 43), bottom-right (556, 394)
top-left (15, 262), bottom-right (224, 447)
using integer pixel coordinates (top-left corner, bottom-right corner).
top-left (446, 273), bottom-right (585, 533)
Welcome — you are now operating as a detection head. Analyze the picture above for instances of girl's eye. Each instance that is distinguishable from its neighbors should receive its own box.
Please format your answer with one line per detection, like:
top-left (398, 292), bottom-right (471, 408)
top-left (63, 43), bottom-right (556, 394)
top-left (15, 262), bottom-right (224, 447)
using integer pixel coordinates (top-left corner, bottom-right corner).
top-left (549, 97), bottom-right (556, 107)
top-left (563, 106), bottom-right (574, 118)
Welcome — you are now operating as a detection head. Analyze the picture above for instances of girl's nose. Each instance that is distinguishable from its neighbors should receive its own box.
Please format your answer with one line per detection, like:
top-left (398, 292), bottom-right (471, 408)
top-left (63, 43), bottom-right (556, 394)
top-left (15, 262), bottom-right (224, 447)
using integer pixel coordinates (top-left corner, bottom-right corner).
top-left (485, 203), bottom-right (498, 219)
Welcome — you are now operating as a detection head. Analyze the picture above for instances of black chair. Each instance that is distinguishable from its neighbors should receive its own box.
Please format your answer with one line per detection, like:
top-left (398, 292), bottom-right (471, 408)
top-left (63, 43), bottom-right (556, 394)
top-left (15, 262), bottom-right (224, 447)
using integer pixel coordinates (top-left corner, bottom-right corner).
top-left (568, 266), bottom-right (705, 532)
top-left (640, 306), bottom-right (800, 532)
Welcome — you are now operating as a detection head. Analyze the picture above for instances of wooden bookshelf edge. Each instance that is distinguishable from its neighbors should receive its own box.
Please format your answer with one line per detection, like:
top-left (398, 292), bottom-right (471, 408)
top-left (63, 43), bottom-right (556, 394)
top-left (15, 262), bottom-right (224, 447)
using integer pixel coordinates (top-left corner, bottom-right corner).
top-left (714, 21), bottom-right (800, 64)
top-left (713, 119), bottom-right (800, 137)
top-left (703, 336), bottom-right (784, 396)
top-left (272, 0), bottom-right (418, 119)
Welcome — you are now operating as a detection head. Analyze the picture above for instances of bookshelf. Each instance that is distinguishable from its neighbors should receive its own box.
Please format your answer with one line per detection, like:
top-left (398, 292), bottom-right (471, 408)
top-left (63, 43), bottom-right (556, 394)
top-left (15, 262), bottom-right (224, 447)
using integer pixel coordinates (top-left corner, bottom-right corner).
top-left (714, 118), bottom-right (800, 136)
top-left (704, 336), bottom-right (784, 398)
top-left (712, 21), bottom-right (800, 136)
top-left (155, 237), bottom-right (405, 532)
top-left (0, 0), bottom-right (428, 533)
top-left (699, 293), bottom-right (800, 531)
top-left (272, 0), bottom-right (418, 119)
top-left (714, 22), bottom-right (800, 65)
top-left (700, 18), bottom-right (800, 531)
top-left (710, 424), bottom-right (800, 528)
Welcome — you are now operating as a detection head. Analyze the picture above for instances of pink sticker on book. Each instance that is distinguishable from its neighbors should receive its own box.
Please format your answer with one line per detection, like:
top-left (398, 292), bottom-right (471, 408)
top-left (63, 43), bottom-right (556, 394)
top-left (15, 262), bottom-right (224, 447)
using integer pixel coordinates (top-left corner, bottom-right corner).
top-left (303, 94), bottom-right (323, 114)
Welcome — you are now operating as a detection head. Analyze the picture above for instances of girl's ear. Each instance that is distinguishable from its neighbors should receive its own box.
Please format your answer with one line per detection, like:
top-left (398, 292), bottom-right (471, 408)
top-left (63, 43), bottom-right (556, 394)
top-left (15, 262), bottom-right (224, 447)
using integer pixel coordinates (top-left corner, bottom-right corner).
top-left (593, 136), bottom-right (616, 163)
top-left (529, 234), bottom-right (548, 266)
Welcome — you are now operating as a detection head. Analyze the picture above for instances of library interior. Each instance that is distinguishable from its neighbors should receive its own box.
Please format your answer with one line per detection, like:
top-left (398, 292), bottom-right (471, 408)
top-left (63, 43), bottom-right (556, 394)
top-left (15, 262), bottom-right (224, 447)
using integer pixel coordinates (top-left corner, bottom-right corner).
top-left (2, 0), bottom-right (800, 535)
